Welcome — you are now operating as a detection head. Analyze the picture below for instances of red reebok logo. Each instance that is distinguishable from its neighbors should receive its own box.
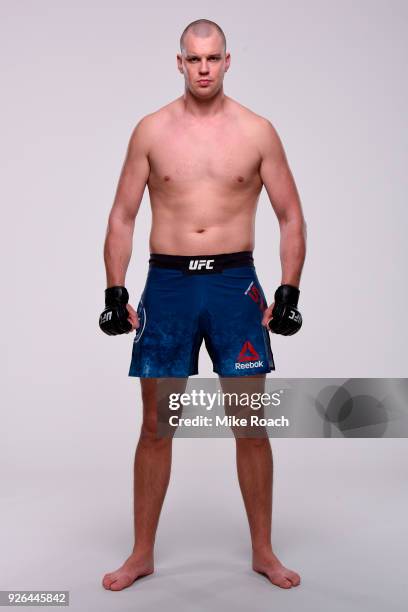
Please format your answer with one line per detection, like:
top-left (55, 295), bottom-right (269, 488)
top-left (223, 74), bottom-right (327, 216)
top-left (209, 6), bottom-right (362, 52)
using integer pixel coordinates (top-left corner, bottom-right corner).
top-left (237, 341), bottom-right (260, 362)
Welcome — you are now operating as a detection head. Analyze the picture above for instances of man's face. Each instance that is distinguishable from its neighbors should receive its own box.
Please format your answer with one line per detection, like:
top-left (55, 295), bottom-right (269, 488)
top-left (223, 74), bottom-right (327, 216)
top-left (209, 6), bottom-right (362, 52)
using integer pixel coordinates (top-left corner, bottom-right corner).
top-left (177, 32), bottom-right (230, 98)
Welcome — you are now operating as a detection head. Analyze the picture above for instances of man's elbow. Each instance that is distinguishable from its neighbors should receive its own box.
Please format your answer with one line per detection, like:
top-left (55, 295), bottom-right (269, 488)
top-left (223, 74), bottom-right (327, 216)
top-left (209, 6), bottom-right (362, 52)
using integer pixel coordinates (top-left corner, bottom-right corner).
top-left (106, 211), bottom-right (135, 241)
top-left (279, 209), bottom-right (306, 234)
top-left (109, 203), bottom-right (137, 229)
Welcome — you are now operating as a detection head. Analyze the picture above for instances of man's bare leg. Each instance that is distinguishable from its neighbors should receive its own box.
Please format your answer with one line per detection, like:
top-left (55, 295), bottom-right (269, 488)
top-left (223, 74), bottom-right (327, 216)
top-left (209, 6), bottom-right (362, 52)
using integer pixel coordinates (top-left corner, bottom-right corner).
top-left (220, 375), bottom-right (301, 589)
top-left (102, 377), bottom-right (187, 591)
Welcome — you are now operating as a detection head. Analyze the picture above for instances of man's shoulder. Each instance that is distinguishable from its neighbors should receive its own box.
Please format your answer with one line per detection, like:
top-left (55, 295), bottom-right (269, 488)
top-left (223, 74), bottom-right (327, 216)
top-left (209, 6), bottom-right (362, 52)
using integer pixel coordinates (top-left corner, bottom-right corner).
top-left (227, 97), bottom-right (273, 129)
top-left (128, 99), bottom-right (181, 150)
top-left (226, 98), bottom-right (279, 154)
top-left (134, 99), bottom-right (181, 130)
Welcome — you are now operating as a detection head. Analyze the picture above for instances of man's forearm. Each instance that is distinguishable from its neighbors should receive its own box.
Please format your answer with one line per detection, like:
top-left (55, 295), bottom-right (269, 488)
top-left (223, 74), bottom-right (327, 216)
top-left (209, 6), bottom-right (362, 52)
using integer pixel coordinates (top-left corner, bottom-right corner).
top-left (279, 218), bottom-right (306, 288)
top-left (104, 217), bottom-right (135, 287)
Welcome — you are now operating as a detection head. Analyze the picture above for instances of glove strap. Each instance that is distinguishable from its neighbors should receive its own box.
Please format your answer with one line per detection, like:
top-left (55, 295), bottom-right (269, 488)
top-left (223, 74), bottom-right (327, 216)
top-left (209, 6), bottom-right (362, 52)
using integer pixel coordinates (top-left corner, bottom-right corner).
top-left (105, 286), bottom-right (129, 307)
top-left (274, 284), bottom-right (300, 307)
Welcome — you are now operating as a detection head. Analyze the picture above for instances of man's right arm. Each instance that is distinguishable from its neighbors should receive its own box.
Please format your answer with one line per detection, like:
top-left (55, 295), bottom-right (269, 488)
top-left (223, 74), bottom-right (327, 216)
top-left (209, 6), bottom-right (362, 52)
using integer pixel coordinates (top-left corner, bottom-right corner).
top-left (103, 118), bottom-right (150, 287)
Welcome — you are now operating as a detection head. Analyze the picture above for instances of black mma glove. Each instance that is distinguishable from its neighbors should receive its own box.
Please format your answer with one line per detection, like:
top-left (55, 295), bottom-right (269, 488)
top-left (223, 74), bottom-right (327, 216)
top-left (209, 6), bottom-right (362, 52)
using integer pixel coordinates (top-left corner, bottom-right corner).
top-left (268, 284), bottom-right (302, 336)
top-left (99, 286), bottom-right (132, 335)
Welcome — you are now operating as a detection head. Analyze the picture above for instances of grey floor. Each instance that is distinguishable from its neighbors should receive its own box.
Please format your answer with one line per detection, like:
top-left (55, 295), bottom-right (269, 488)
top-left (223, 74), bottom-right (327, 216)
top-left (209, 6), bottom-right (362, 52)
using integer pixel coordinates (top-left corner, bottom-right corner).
top-left (2, 439), bottom-right (407, 612)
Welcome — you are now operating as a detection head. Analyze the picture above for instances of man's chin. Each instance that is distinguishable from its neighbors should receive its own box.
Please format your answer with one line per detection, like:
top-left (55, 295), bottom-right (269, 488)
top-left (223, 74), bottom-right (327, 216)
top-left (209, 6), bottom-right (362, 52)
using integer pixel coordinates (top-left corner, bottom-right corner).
top-left (191, 85), bottom-right (218, 98)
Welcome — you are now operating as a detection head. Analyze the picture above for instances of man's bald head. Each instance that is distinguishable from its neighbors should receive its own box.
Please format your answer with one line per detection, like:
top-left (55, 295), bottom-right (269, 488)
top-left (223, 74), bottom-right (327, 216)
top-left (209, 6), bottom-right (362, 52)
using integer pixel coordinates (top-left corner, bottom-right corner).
top-left (180, 19), bottom-right (226, 54)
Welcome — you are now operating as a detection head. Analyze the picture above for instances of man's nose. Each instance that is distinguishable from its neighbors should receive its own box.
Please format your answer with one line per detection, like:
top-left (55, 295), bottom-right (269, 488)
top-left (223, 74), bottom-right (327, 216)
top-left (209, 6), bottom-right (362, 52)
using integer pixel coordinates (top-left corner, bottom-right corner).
top-left (199, 60), bottom-right (209, 74)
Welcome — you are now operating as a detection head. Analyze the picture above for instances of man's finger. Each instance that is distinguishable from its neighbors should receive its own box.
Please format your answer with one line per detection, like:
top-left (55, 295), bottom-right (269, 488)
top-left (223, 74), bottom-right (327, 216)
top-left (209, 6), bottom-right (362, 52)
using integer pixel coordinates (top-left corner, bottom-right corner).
top-left (127, 314), bottom-right (140, 330)
top-left (126, 303), bottom-right (137, 316)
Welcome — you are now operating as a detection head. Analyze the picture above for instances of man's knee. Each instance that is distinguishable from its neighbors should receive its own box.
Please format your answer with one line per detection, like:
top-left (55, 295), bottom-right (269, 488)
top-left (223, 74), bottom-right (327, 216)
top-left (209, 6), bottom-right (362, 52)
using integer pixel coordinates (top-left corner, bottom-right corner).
top-left (138, 420), bottom-right (173, 449)
top-left (139, 377), bottom-right (186, 440)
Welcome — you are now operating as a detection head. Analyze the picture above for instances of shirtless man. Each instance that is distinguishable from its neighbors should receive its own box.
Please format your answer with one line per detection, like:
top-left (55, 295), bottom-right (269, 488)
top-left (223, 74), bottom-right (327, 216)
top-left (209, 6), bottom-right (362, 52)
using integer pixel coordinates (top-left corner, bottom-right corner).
top-left (99, 19), bottom-right (306, 591)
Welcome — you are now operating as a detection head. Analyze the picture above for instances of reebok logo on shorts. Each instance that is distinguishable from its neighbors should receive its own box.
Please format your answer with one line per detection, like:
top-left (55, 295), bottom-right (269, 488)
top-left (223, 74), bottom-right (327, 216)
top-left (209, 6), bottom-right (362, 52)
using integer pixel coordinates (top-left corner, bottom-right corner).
top-left (235, 340), bottom-right (264, 369)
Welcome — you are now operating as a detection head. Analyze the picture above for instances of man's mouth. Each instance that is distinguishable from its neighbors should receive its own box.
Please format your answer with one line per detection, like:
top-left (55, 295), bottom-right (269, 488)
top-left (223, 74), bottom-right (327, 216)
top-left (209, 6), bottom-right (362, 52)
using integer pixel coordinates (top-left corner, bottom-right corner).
top-left (198, 79), bottom-right (211, 85)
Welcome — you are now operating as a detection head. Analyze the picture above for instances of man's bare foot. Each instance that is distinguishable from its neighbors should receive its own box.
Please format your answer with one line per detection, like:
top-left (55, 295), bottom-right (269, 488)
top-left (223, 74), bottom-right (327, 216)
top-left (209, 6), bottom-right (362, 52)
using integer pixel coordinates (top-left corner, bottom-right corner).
top-left (252, 548), bottom-right (301, 589)
top-left (102, 551), bottom-right (154, 591)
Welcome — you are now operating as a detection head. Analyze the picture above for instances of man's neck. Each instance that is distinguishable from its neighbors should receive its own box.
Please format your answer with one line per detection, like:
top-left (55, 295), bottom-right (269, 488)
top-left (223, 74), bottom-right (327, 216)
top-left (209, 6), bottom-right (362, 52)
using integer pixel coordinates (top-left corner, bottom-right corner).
top-left (181, 88), bottom-right (227, 119)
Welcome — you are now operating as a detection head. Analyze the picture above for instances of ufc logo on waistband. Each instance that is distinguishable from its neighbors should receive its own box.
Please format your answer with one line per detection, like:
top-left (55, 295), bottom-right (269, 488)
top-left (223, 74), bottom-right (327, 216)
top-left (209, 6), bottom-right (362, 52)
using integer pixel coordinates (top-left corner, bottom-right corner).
top-left (189, 259), bottom-right (215, 270)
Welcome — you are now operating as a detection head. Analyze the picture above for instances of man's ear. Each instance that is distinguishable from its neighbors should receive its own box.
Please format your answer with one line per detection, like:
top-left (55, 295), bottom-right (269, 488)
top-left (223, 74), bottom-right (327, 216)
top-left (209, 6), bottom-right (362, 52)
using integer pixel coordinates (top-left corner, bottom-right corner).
top-left (176, 53), bottom-right (184, 74)
top-left (224, 52), bottom-right (231, 72)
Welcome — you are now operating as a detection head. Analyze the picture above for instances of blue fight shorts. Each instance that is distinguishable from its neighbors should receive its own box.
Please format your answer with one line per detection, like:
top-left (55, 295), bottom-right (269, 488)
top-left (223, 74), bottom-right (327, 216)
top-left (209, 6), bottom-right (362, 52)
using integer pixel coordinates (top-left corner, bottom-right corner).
top-left (128, 251), bottom-right (275, 378)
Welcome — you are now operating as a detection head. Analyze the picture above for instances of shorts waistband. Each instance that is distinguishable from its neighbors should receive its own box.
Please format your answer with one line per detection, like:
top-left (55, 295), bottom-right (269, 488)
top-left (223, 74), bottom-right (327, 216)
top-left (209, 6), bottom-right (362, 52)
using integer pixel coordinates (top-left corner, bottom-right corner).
top-left (149, 251), bottom-right (254, 273)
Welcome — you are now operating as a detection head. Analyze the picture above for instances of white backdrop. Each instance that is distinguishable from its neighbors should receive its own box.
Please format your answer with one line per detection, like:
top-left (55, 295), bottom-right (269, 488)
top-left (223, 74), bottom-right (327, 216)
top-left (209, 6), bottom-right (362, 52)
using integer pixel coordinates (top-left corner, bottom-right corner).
top-left (1, 1), bottom-right (407, 611)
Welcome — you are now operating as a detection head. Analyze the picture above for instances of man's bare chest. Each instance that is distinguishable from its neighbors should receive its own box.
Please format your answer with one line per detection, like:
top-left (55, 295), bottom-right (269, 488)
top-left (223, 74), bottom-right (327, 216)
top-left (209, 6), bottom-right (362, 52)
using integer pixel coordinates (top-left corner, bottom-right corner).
top-left (148, 124), bottom-right (261, 185)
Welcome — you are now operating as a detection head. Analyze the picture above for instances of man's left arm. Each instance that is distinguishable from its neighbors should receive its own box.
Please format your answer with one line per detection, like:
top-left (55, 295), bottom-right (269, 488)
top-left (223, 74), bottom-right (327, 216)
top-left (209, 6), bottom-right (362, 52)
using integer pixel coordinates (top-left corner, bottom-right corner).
top-left (258, 119), bottom-right (307, 287)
